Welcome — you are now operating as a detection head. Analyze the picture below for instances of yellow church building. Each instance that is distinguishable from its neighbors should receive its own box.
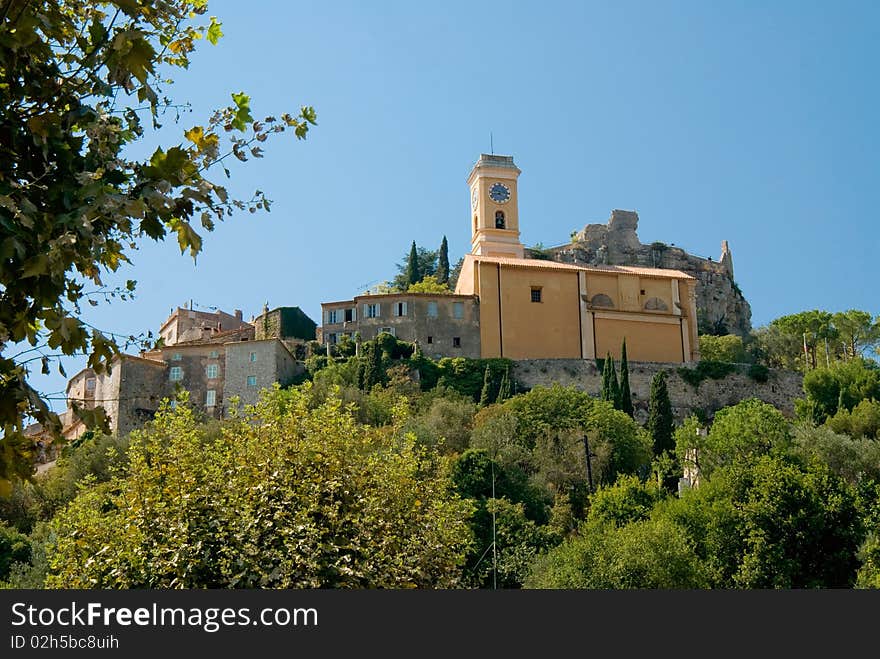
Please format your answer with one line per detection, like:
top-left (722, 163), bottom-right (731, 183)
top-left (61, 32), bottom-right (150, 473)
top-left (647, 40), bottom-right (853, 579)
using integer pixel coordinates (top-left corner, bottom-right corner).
top-left (454, 154), bottom-right (700, 363)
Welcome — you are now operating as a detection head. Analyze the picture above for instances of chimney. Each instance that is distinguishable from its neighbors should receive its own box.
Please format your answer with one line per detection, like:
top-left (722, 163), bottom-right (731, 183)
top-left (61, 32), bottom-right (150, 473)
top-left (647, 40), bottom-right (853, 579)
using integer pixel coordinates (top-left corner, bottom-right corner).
top-left (234, 309), bottom-right (243, 322)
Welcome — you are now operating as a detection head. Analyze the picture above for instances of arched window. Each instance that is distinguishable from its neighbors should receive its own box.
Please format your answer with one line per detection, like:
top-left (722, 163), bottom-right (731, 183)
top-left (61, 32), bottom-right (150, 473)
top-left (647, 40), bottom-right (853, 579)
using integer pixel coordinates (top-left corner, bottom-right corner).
top-left (473, 215), bottom-right (478, 233)
top-left (495, 211), bottom-right (506, 229)
top-left (644, 297), bottom-right (669, 311)
top-left (590, 294), bottom-right (614, 308)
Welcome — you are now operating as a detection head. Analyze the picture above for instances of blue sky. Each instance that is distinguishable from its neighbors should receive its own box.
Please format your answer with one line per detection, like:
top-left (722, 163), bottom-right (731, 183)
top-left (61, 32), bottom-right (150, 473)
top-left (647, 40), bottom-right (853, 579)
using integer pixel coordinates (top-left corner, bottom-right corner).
top-left (33, 0), bottom-right (880, 407)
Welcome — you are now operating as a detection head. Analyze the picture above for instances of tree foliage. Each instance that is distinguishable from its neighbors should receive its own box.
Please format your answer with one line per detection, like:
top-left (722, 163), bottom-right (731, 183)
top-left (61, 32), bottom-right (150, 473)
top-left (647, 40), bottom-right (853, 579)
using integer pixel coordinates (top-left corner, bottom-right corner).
top-left (0, 1), bottom-right (316, 488)
top-left (648, 370), bottom-right (674, 457)
top-left (436, 235), bottom-right (449, 284)
top-left (44, 388), bottom-right (473, 588)
top-left (618, 339), bottom-right (633, 418)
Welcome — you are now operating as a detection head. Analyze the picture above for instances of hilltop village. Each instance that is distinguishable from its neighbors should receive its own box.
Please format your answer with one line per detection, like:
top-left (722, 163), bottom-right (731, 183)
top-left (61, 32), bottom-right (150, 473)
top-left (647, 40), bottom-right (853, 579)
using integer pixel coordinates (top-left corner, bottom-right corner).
top-left (46, 154), bottom-right (750, 440)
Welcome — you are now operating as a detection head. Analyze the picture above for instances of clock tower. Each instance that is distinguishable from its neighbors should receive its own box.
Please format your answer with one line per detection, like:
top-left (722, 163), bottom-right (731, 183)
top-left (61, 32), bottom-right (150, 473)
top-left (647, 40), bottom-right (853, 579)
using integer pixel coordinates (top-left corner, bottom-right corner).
top-left (467, 154), bottom-right (525, 259)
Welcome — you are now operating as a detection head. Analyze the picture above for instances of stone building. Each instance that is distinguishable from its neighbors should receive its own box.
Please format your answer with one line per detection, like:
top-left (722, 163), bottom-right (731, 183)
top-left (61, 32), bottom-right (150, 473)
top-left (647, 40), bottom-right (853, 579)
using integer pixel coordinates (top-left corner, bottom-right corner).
top-left (318, 153), bottom-right (702, 364)
top-left (320, 292), bottom-right (481, 359)
top-left (57, 307), bottom-right (308, 438)
top-left (158, 306), bottom-right (253, 346)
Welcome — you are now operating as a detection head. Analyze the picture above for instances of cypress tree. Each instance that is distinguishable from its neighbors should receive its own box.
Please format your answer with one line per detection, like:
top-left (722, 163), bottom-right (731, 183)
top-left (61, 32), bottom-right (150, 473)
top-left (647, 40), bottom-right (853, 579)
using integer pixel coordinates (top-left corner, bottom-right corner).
top-left (602, 353), bottom-right (620, 409)
top-left (365, 344), bottom-right (384, 390)
top-left (437, 235), bottom-right (450, 284)
top-left (496, 367), bottom-right (511, 403)
top-left (406, 241), bottom-right (421, 287)
top-left (479, 365), bottom-right (492, 407)
top-left (648, 370), bottom-right (674, 456)
top-left (619, 339), bottom-right (634, 418)
top-left (356, 359), bottom-right (366, 390)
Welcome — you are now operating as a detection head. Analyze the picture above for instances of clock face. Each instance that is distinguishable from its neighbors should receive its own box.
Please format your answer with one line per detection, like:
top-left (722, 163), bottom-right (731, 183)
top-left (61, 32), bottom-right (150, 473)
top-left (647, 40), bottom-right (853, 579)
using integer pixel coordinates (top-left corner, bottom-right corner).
top-left (489, 182), bottom-right (510, 204)
top-left (471, 187), bottom-right (479, 210)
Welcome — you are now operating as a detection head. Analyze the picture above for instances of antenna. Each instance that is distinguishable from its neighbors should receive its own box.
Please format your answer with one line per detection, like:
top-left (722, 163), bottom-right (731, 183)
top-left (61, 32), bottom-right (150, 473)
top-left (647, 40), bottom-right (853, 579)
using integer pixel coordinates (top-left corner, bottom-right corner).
top-left (490, 131), bottom-right (494, 155)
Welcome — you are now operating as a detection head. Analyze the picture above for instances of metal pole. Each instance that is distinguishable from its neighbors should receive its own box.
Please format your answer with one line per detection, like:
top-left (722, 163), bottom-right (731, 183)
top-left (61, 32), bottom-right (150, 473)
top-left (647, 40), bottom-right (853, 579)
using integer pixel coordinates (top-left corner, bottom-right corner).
top-left (583, 434), bottom-right (594, 494)
top-left (491, 459), bottom-right (497, 590)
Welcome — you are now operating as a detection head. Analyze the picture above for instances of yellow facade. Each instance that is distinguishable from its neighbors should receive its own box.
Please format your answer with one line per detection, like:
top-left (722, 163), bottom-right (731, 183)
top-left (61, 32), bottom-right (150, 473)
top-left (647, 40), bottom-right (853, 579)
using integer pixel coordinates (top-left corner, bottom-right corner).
top-left (456, 154), bottom-right (700, 364)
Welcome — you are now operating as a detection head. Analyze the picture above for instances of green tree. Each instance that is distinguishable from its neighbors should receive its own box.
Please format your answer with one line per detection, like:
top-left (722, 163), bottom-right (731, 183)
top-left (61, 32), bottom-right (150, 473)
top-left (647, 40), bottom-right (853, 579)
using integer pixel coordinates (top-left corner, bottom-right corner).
top-left (656, 456), bottom-right (865, 588)
top-left (648, 371), bottom-right (674, 457)
top-left (800, 358), bottom-right (880, 423)
top-left (0, 522), bottom-right (30, 582)
top-left (0, 1), bottom-right (316, 490)
top-left (832, 310), bottom-right (880, 360)
top-left (601, 353), bottom-right (620, 409)
top-left (479, 365), bottom-right (493, 407)
top-left (407, 274), bottom-right (449, 293)
top-left (405, 241), bottom-right (421, 286)
top-left (525, 517), bottom-right (707, 589)
top-left (364, 342), bottom-right (384, 390)
top-left (586, 475), bottom-right (662, 528)
top-left (619, 340), bottom-right (634, 417)
top-left (699, 334), bottom-right (747, 363)
top-left (44, 388), bottom-right (473, 588)
top-left (770, 310), bottom-right (837, 369)
top-left (699, 399), bottom-right (791, 477)
top-left (496, 367), bottom-right (511, 403)
top-left (448, 256), bottom-right (464, 290)
top-left (437, 235), bottom-right (450, 284)
top-left (393, 243), bottom-right (437, 290)
top-left (789, 423), bottom-right (880, 484)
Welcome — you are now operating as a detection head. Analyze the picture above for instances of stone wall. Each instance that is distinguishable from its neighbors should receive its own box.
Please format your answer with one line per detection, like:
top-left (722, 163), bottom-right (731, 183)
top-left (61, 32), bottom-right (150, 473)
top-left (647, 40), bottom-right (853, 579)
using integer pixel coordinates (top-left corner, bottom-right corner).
top-left (224, 339), bottom-right (304, 409)
top-left (511, 359), bottom-right (803, 424)
top-left (541, 210), bottom-right (752, 336)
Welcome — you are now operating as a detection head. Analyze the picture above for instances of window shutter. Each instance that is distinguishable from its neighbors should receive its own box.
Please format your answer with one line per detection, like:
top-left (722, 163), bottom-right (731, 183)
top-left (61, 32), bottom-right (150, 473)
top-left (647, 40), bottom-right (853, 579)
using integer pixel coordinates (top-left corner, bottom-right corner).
top-left (363, 304), bottom-right (369, 318)
top-left (376, 303), bottom-right (381, 317)
top-left (352, 307), bottom-right (357, 321)
top-left (402, 302), bottom-right (407, 316)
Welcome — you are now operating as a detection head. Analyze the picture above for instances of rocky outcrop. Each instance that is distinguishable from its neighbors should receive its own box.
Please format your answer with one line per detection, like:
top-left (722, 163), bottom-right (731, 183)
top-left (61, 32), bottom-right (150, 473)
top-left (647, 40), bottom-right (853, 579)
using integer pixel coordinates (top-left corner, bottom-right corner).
top-left (540, 210), bottom-right (752, 336)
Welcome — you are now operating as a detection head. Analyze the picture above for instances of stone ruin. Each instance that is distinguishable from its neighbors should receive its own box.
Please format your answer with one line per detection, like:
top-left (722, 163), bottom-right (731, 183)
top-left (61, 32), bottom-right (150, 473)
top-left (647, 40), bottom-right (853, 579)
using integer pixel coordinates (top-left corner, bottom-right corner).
top-left (541, 210), bottom-right (751, 336)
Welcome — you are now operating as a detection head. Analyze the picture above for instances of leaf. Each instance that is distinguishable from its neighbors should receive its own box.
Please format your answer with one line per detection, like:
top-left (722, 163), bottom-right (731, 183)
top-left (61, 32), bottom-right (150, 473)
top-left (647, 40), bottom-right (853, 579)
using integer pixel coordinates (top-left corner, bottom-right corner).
top-left (206, 17), bottom-right (224, 45)
top-left (21, 254), bottom-right (49, 278)
top-left (230, 92), bottom-right (254, 131)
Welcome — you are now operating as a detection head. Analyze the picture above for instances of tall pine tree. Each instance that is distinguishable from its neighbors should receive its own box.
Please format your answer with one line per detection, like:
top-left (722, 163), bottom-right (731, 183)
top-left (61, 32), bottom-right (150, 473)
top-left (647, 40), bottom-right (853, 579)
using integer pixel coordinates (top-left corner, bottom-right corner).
top-left (619, 339), bottom-right (634, 418)
top-left (437, 236), bottom-right (450, 284)
top-left (406, 241), bottom-right (421, 287)
top-left (648, 370), bottom-right (674, 456)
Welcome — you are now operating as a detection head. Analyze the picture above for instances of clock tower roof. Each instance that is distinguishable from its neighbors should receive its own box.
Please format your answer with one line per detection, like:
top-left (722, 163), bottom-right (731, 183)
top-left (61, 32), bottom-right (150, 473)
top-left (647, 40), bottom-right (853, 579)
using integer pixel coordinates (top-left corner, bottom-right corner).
top-left (467, 154), bottom-right (521, 184)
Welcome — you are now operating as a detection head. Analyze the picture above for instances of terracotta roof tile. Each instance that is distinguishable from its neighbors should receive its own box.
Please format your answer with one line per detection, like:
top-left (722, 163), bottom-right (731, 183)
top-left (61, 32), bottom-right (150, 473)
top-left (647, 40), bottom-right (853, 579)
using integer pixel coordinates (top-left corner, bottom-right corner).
top-left (467, 255), bottom-right (695, 280)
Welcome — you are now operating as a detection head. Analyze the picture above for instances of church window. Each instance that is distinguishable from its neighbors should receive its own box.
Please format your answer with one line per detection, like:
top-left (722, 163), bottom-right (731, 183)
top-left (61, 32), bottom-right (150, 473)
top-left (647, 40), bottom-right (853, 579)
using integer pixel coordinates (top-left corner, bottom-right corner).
top-left (453, 337), bottom-right (461, 348)
top-left (590, 294), bottom-right (614, 308)
top-left (453, 302), bottom-right (464, 319)
top-left (531, 287), bottom-right (542, 303)
top-left (644, 297), bottom-right (669, 311)
top-left (495, 211), bottom-right (506, 229)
